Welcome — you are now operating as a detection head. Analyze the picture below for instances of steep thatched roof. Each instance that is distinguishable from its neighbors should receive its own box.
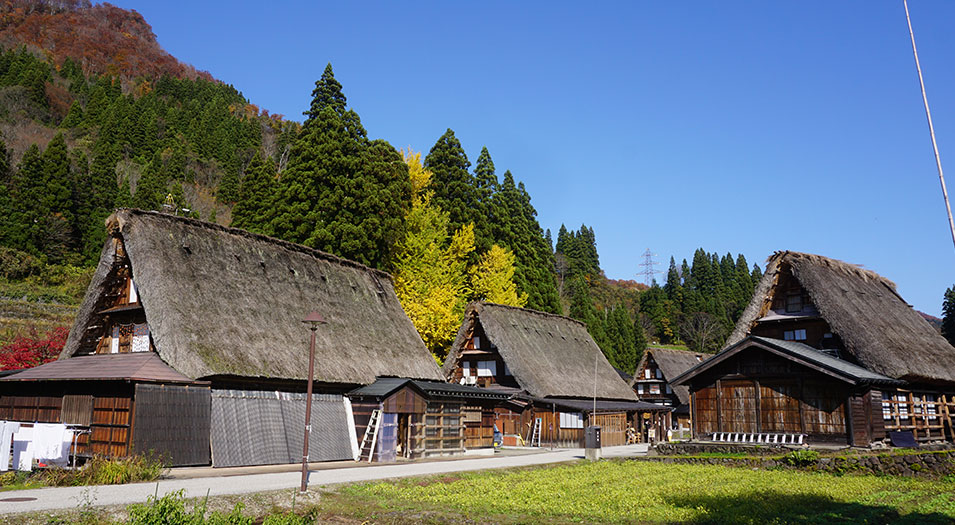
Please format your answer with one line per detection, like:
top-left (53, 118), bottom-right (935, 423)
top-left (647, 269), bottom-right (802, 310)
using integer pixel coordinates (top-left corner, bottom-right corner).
top-left (442, 302), bottom-right (638, 401)
top-left (726, 251), bottom-right (955, 385)
top-left (62, 209), bottom-right (443, 385)
top-left (631, 347), bottom-right (705, 405)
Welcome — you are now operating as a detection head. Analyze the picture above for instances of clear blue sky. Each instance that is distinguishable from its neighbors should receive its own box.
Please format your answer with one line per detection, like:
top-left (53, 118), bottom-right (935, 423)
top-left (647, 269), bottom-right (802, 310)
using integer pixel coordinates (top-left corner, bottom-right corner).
top-left (116, 1), bottom-right (955, 315)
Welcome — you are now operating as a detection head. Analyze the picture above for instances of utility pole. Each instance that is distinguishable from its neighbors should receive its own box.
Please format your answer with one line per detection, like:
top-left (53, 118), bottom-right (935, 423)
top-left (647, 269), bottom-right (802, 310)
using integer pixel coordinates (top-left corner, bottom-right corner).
top-left (903, 0), bottom-right (955, 250)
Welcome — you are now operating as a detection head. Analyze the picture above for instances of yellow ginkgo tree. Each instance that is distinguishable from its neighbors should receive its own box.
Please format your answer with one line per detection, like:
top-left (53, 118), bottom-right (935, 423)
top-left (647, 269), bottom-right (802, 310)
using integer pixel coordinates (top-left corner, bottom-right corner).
top-left (393, 150), bottom-right (528, 364)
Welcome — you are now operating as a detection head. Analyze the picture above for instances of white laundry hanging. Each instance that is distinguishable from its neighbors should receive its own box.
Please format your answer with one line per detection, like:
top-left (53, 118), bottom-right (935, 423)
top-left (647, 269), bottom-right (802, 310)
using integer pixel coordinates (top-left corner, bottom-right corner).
top-left (33, 423), bottom-right (70, 466)
top-left (0, 421), bottom-right (20, 472)
top-left (12, 426), bottom-right (34, 471)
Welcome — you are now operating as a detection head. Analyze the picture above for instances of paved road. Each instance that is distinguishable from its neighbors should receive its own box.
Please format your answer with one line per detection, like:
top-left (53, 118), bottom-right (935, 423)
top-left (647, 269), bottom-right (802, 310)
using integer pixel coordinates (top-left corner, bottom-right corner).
top-left (0, 444), bottom-right (648, 516)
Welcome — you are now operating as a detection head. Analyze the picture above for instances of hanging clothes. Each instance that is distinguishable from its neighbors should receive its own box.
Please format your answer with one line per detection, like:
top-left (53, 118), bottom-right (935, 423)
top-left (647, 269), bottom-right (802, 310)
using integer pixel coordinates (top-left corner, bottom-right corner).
top-left (12, 426), bottom-right (34, 471)
top-left (0, 421), bottom-right (20, 472)
top-left (33, 423), bottom-right (70, 466)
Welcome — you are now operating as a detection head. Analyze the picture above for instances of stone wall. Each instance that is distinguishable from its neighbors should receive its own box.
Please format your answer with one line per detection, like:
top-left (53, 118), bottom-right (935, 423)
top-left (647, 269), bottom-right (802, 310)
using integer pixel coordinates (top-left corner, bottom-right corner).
top-left (640, 450), bottom-right (955, 478)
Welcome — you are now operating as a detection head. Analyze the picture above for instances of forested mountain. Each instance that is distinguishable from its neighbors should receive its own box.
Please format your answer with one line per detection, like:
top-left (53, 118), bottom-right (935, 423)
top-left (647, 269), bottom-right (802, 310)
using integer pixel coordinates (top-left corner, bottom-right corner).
top-left (0, 0), bottom-right (762, 372)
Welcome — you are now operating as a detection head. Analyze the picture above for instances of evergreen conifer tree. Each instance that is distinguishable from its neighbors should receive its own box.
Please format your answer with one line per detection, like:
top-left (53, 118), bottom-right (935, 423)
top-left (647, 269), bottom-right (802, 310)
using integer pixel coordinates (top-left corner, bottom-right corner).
top-left (942, 286), bottom-right (955, 347)
top-left (231, 152), bottom-right (277, 234)
top-left (269, 64), bottom-right (411, 269)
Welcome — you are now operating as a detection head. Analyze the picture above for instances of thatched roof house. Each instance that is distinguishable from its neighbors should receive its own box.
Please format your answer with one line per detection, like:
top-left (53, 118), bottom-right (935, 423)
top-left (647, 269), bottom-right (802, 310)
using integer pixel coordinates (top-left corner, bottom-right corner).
top-left (672, 251), bottom-right (955, 446)
top-left (1, 209), bottom-right (445, 467)
top-left (726, 251), bottom-right (955, 386)
top-left (63, 209), bottom-right (443, 386)
top-left (443, 302), bottom-right (637, 401)
top-left (631, 347), bottom-right (705, 406)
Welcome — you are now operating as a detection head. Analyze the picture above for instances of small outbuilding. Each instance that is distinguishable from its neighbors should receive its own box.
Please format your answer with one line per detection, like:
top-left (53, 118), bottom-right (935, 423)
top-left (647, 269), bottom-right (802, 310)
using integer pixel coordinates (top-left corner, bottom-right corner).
top-left (347, 377), bottom-right (509, 461)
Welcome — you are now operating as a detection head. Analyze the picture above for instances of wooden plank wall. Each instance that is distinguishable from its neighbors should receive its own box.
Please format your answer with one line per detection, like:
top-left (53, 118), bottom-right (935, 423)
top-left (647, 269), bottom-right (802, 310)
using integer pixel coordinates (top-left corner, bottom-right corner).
top-left (692, 378), bottom-right (849, 442)
top-left (0, 393), bottom-right (132, 457)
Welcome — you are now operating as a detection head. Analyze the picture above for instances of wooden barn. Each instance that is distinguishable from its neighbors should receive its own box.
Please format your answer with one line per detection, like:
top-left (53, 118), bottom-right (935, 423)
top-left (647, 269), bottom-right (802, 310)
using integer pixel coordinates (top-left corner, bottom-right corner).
top-left (0, 209), bottom-right (444, 466)
top-left (631, 347), bottom-right (705, 440)
top-left (442, 302), bottom-right (667, 447)
top-left (672, 251), bottom-right (955, 446)
top-left (348, 378), bottom-right (509, 462)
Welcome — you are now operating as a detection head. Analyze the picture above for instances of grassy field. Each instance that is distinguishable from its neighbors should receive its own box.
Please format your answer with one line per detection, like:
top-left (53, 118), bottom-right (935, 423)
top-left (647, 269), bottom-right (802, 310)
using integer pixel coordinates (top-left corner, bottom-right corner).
top-left (328, 460), bottom-right (955, 524)
top-left (10, 460), bottom-right (955, 524)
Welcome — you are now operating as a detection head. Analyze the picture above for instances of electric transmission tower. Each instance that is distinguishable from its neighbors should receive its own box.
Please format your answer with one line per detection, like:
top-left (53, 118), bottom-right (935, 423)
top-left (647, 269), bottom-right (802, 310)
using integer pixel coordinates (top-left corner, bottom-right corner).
top-left (638, 248), bottom-right (660, 286)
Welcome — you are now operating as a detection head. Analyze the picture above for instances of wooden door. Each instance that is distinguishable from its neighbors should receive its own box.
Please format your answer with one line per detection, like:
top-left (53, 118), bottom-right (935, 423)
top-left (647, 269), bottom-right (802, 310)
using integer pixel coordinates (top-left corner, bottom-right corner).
top-left (719, 380), bottom-right (757, 433)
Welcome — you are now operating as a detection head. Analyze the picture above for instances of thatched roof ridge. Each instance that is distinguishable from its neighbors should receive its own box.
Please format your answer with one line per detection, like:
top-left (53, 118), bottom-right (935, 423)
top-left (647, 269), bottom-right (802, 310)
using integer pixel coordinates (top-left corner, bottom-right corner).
top-left (108, 209), bottom-right (394, 279)
top-left (443, 302), bottom-right (638, 401)
top-left (62, 209), bottom-right (443, 385)
top-left (631, 347), bottom-right (704, 405)
top-left (726, 251), bottom-right (955, 385)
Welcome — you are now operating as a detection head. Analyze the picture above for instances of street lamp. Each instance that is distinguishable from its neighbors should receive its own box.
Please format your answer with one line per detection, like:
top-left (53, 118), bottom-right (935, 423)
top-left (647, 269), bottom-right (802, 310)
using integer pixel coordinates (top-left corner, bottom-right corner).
top-left (301, 311), bottom-right (326, 494)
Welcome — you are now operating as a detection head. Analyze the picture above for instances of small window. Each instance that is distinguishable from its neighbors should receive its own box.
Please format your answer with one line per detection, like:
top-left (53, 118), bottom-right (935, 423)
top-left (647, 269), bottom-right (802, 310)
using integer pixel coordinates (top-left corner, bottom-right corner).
top-left (785, 294), bottom-right (802, 313)
top-left (666, 384), bottom-right (672, 394)
top-left (461, 363), bottom-right (470, 377)
top-left (645, 369), bottom-right (651, 379)
top-left (128, 279), bottom-right (138, 304)
top-left (559, 412), bottom-right (584, 429)
top-left (656, 369), bottom-right (663, 379)
top-left (650, 384), bottom-right (661, 395)
top-left (783, 329), bottom-right (807, 341)
top-left (504, 363), bottom-right (511, 376)
top-left (637, 384), bottom-right (644, 394)
top-left (472, 337), bottom-right (480, 349)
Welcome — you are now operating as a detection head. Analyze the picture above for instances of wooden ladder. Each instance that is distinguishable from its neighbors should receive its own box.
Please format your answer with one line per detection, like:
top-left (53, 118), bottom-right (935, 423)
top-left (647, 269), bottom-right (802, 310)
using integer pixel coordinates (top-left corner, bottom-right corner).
top-left (528, 417), bottom-right (542, 447)
top-left (357, 409), bottom-right (381, 462)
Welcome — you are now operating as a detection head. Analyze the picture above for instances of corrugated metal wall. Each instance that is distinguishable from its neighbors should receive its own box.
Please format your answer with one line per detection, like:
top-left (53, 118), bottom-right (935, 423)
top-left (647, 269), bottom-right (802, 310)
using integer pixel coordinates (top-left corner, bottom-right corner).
top-left (210, 389), bottom-right (353, 467)
top-left (131, 384), bottom-right (211, 466)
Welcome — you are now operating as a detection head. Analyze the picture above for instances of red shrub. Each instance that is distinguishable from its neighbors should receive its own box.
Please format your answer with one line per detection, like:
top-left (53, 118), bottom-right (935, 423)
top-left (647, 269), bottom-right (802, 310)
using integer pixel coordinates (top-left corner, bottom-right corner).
top-left (0, 326), bottom-right (68, 371)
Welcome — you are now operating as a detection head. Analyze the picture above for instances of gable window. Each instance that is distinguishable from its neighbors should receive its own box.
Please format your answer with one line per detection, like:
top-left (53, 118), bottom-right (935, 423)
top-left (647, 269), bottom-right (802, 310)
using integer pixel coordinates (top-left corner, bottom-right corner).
top-left (637, 384), bottom-right (645, 394)
top-left (477, 361), bottom-right (497, 377)
top-left (645, 369), bottom-right (651, 379)
top-left (504, 363), bottom-right (511, 376)
top-left (649, 384), bottom-right (661, 395)
top-left (656, 369), bottom-right (663, 379)
top-left (785, 293), bottom-right (803, 313)
top-left (783, 329), bottom-right (807, 341)
top-left (666, 384), bottom-right (672, 394)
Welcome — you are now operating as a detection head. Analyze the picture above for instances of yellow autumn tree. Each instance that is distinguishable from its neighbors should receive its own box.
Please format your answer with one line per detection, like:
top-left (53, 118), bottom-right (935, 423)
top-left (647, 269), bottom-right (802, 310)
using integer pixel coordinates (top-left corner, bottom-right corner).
top-left (469, 244), bottom-right (528, 307)
top-left (392, 150), bottom-right (475, 363)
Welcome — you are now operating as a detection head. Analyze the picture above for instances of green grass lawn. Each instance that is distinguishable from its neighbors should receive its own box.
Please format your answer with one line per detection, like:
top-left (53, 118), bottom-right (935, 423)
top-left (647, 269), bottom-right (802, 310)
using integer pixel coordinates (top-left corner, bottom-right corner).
top-left (325, 459), bottom-right (955, 524)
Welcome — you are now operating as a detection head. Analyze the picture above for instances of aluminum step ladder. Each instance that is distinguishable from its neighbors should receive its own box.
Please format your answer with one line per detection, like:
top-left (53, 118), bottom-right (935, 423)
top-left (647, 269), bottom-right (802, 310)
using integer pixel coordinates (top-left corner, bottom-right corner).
top-left (357, 409), bottom-right (381, 462)
top-left (528, 417), bottom-right (542, 447)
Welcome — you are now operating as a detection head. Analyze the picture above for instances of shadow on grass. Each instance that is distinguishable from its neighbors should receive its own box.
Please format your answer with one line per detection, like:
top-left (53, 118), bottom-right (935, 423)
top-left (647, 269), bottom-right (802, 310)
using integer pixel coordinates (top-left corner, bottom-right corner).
top-left (666, 491), bottom-right (954, 524)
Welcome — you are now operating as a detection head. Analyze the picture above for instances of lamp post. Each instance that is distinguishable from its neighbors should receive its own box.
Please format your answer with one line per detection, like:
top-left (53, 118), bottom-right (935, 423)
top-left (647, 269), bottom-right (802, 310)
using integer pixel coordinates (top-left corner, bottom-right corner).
top-left (301, 311), bottom-right (325, 494)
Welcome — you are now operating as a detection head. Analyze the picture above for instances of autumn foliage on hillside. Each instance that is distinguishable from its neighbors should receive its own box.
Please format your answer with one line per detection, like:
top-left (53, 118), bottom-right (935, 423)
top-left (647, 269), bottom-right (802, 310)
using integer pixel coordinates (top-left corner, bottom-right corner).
top-left (0, 0), bottom-right (212, 81)
top-left (0, 325), bottom-right (67, 371)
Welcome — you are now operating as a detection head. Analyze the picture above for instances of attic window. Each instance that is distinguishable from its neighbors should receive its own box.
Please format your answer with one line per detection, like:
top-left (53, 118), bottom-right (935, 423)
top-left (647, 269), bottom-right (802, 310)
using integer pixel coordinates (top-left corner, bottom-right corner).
top-left (785, 294), bottom-right (803, 313)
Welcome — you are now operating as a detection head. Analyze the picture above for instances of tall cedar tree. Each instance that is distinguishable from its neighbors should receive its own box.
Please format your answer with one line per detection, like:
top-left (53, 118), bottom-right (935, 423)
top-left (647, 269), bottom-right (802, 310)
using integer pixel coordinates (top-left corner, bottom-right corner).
top-left (269, 64), bottom-right (411, 269)
top-left (488, 171), bottom-right (561, 314)
top-left (943, 285), bottom-right (955, 347)
top-left (424, 129), bottom-right (489, 251)
top-left (231, 152), bottom-right (277, 234)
